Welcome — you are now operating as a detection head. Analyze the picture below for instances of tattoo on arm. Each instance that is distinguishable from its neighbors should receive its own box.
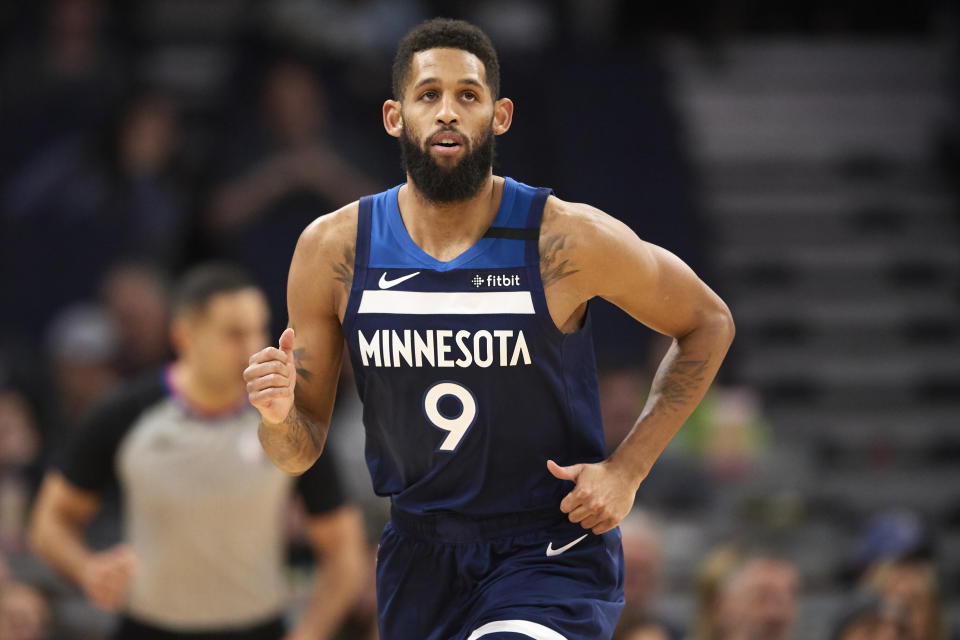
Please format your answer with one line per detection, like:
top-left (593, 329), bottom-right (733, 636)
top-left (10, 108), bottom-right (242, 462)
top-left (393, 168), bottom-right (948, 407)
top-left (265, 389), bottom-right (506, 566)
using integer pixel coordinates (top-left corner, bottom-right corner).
top-left (539, 233), bottom-right (579, 287)
top-left (292, 347), bottom-right (313, 382)
top-left (655, 356), bottom-right (711, 414)
top-left (282, 408), bottom-right (327, 453)
top-left (258, 343), bottom-right (327, 469)
top-left (332, 243), bottom-right (355, 295)
top-left (259, 406), bottom-right (329, 471)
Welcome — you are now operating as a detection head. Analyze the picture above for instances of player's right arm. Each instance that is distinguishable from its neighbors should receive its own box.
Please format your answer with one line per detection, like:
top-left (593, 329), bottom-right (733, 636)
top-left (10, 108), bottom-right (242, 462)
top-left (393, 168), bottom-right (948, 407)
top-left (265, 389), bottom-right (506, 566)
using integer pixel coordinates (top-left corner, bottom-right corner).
top-left (245, 203), bottom-right (358, 475)
top-left (29, 474), bottom-right (137, 611)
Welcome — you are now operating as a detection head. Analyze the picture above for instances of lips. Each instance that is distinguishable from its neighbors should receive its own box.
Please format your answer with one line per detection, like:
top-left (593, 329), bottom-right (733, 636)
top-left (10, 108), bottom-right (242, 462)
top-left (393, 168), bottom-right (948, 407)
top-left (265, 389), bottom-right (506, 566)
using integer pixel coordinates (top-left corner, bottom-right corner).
top-left (429, 131), bottom-right (465, 155)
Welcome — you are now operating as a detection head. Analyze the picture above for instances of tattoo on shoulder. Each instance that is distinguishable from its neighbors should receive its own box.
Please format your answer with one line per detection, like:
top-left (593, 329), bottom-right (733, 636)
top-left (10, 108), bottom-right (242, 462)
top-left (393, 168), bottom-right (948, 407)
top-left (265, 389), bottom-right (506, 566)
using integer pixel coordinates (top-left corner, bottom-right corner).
top-left (332, 243), bottom-right (355, 295)
top-left (539, 233), bottom-right (579, 288)
top-left (292, 347), bottom-right (313, 382)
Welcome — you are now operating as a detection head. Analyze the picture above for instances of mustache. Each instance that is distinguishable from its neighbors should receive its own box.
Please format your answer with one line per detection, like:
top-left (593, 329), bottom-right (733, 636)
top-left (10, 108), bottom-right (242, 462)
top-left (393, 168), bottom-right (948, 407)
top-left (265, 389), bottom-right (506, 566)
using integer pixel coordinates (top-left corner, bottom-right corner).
top-left (426, 126), bottom-right (468, 148)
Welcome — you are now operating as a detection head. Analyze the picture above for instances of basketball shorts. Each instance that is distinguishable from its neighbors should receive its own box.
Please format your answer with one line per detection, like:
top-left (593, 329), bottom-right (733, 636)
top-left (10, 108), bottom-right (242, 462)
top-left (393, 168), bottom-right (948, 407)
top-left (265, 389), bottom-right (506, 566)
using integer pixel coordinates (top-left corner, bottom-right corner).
top-left (377, 506), bottom-right (625, 640)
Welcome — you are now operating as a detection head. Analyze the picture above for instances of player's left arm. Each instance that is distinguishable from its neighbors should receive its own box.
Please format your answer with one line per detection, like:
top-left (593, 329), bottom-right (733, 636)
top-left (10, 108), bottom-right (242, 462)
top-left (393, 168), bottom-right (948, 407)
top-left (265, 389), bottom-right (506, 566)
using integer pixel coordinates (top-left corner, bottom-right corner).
top-left (285, 505), bottom-right (367, 640)
top-left (544, 199), bottom-right (735, 534)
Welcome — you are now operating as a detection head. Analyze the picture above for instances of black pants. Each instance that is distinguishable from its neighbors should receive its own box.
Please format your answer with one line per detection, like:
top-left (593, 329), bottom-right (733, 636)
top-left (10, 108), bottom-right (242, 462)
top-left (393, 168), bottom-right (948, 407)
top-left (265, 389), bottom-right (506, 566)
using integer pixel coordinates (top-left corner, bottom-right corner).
top-left (113, 615), bottom-right (286, 640)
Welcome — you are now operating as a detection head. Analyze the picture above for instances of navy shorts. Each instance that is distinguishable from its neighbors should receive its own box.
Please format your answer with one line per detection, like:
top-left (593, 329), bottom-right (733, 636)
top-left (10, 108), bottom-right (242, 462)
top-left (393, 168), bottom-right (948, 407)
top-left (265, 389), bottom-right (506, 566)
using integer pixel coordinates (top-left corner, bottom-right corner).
top-left (376, 507), bottom-right (625, 640)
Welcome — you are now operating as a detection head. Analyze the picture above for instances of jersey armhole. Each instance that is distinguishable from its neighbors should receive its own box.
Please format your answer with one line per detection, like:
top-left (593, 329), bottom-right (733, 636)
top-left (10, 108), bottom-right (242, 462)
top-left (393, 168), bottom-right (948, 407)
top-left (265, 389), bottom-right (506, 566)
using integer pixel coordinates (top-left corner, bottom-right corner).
top-left (342, 195), bottom-right (373, 335)
top-left (524, 189), bottom-right (589, 339)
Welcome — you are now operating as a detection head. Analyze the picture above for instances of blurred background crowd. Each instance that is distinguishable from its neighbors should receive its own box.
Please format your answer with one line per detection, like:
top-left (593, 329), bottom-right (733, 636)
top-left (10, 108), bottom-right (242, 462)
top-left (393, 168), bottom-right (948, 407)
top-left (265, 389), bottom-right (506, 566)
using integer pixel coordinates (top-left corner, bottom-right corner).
top-left (0, 1), bottom-right (958, 639)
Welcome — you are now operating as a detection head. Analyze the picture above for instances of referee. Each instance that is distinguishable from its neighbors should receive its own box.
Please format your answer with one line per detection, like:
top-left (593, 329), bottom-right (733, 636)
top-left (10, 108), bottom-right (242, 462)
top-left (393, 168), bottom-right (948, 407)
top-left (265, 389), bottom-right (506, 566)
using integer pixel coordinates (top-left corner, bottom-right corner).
top-left (29, 264), bottom-right (366, 640)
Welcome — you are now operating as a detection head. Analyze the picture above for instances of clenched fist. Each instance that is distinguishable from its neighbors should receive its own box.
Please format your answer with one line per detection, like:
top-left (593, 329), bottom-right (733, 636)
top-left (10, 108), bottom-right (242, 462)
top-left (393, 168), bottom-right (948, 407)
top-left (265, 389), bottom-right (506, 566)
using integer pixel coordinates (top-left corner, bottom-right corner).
top-left (80, 545), bottom-right (137, 612)
top-left (244, 327), bottom-right (297, 424)
top-left (548, 459), bottom-right (639, 535)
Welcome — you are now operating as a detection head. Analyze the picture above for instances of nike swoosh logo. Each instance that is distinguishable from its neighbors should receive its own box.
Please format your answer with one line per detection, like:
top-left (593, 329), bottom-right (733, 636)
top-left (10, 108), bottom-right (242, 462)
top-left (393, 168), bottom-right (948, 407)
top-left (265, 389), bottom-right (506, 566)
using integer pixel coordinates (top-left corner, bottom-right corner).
top-left (545, 534), bottom-right (589, 557)
top-left (378, 271), bottom-right (421, 289)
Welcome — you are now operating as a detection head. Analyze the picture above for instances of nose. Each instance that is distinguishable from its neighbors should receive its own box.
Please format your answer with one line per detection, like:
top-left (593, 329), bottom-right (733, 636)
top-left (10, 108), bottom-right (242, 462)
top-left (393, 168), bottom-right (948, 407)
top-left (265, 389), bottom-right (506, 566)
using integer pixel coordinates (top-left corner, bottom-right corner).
top-left (435, 93), bottom-right (459, 125)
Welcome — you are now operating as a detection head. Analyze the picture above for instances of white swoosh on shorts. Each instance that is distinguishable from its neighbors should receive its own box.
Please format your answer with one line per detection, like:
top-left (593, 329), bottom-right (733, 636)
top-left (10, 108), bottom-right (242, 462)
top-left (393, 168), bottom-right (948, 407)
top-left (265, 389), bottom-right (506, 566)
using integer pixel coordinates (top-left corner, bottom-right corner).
top-left (378, 271), bottom-right (421, 289)
top-left (545, 533), bottom-right (589, 557)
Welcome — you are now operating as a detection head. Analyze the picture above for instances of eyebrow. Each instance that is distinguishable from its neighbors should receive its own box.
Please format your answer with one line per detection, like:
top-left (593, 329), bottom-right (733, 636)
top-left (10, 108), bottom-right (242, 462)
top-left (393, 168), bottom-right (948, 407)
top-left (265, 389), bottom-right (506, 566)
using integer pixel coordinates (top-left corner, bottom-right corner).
top-left (413, 77), bottom-right (484, 90)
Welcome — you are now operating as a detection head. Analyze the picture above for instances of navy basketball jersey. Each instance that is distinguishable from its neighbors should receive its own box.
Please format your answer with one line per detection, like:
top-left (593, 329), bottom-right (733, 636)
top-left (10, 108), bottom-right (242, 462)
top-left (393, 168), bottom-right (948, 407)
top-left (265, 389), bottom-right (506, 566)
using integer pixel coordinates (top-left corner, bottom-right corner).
top-left (342, 177), bottom-right (607, 518)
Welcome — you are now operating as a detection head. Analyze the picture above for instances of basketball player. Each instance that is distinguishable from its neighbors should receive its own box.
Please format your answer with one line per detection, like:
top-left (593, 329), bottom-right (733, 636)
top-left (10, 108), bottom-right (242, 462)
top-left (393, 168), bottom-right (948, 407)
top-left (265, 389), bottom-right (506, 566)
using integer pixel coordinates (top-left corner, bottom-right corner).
top-left (244, 18), bottom-right (735, 640)
top-left (30, 265), bottom-right (366, 640)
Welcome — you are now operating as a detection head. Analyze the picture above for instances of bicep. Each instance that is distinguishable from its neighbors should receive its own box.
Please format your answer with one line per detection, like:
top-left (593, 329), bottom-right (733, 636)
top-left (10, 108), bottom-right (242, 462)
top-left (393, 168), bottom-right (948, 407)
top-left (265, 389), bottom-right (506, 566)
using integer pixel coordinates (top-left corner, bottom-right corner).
top-left (285, 228), bottom-right (346, 423)
top-left (590, 221), bottom-right (728, 339)
top-left (33, 472), bottom-right (101, 528)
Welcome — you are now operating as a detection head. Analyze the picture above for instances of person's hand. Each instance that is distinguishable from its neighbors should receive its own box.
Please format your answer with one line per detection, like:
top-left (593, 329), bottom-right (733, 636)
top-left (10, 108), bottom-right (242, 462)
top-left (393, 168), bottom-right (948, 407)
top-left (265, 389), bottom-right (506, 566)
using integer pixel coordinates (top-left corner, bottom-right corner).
top-left (547, 459), bottom-right (639, 534)
top-left (245, 328), bottom-right (297, 425)
top-left (283, 626), bottom-right (324, 640)
top-left (78, 545), bottom-right (137, 612)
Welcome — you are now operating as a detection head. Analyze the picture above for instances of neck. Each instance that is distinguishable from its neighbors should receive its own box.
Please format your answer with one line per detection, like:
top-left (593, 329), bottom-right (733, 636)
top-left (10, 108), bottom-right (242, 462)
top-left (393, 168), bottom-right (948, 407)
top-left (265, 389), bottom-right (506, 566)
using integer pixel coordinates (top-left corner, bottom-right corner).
top-left (170, 362), bottom-right (245, 416)
top-left (398, 173), bottom-right (503, 262)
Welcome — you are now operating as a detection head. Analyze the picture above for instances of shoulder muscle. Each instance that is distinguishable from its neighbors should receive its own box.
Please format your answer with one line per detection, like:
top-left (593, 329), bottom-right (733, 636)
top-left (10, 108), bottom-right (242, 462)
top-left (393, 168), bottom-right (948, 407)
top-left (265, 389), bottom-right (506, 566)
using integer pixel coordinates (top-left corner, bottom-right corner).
top-left (540, 196), bottom-right (657, 298)
top-left (288, 202), bottom-right (359, 319)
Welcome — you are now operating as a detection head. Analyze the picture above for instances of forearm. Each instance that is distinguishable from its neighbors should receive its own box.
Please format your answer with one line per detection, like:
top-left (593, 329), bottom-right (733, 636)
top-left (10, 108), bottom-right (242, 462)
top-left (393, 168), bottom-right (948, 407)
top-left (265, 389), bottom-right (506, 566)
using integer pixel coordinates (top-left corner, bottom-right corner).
top-left (291, 520), bottom-right (367, 638)
top-left (607, 313), bottom-right (734, 487)
top-left (258, 406), bottom-right (330, 475)
top-left (29, 509), bottom-right (93, 585)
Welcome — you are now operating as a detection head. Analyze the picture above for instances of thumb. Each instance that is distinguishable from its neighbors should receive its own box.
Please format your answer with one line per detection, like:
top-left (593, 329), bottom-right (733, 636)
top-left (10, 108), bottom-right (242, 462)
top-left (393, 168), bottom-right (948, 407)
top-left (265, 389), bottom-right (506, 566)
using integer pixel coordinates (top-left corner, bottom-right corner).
top-left (547, 459), bottom-right (582, 482)
top-left (278, 327), bottom-right (295, 355)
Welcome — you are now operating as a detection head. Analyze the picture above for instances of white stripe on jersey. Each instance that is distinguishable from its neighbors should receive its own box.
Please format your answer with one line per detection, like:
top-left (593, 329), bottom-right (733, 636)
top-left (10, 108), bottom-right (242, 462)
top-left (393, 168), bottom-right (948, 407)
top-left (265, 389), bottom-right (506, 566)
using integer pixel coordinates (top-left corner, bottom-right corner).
top-left (358, 290), bottom-right (535, 315)
top-left (466, 619), bottom-right (568, 640)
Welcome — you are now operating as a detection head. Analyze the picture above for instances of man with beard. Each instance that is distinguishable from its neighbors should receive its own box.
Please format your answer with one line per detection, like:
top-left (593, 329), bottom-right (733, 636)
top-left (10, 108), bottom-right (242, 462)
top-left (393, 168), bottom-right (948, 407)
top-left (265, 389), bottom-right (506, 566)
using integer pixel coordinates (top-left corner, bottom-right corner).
top-left (244, 18), bottom-right (735, 640)
top-left (718, 555), bottom-right (799, 640)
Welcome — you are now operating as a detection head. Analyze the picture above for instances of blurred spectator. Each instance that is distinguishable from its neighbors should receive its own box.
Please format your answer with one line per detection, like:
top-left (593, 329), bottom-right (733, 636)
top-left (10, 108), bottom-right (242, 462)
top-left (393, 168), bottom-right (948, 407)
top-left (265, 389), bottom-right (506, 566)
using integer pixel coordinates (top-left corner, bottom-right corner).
top-left (0, 0), bottom-right (125, 181)
top-left (0, 580), bottom-right (51, 640)
top-left (0, 388), bottom-right (43, 555)
top-left (616, 623), bottom-right (672, 640)
top-left (465, 1), bottom-right (559, 54)
top-left (867, 560), bottom-right (949, 640)
top-left (852, 510), bottom-right (934, 578)
top-left (613, 511), bottom-right (683, 640)
top-left (678, 388), bottom-right (768, 483)
top-left (600, 368), bottom-right (649, 452)
top-left (1, 90), bottom-right (186, 346)
top-left (265, 0), bottom-right (427, 59)
top-left (830, 594), bottom-right (909, 640)
top-left (716, 553), bottom-right (799, 640)
top-left (44, 304), bottom-right (120, 432)
top-left (207, 58), bottom-right (376, 336)
top-left (99, 263), bottom-right (173, 377)
top-left (690, 544), bottom-right (743, 640)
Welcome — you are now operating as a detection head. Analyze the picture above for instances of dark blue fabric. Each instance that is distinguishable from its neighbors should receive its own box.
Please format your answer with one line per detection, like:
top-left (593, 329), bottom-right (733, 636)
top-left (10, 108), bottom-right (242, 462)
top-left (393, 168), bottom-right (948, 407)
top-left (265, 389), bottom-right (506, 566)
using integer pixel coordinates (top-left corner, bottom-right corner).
top-left (342, 178), bottom-right (607, 518)
top-left (376, 518), bottom-right (624, 640)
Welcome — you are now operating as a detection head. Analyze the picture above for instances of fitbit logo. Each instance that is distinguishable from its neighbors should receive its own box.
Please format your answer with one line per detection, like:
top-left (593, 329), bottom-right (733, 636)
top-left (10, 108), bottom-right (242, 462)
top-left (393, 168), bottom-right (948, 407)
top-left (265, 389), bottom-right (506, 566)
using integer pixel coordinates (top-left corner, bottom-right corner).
top-left (472, 273), bottom-right (521, 288)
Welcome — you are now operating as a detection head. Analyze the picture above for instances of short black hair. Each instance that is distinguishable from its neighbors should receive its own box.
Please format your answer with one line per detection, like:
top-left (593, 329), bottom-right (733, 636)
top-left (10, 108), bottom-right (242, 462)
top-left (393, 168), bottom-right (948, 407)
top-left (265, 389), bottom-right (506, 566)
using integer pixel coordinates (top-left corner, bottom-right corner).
top-left (392, 18), bottom-right (500, 101)
top-left (172, 263), bottom-right (258, 317)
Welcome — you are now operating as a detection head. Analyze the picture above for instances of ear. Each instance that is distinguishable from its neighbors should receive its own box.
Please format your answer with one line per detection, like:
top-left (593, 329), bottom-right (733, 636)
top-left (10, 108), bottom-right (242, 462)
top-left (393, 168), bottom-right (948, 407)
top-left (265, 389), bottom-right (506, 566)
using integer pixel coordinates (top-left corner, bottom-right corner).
top-left (169, 315), bottom-right (191, 357)
top-left (383, 99), bottom-right (403, 138)
top-left (492, 97), bottom-right (514, 136)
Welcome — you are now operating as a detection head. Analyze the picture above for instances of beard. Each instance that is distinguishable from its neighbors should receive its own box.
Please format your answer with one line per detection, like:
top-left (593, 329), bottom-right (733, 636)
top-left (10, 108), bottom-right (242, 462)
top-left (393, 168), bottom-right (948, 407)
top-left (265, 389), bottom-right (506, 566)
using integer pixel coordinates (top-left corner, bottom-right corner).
top-left (399, 122), bottom-right (495, 204)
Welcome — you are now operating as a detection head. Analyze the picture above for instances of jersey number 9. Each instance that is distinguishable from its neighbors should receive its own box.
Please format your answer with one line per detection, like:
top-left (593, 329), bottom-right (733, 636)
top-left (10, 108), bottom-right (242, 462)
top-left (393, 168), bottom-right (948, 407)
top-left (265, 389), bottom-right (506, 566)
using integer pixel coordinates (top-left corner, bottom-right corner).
top-left (423, 381), bottom-right (477, 452)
